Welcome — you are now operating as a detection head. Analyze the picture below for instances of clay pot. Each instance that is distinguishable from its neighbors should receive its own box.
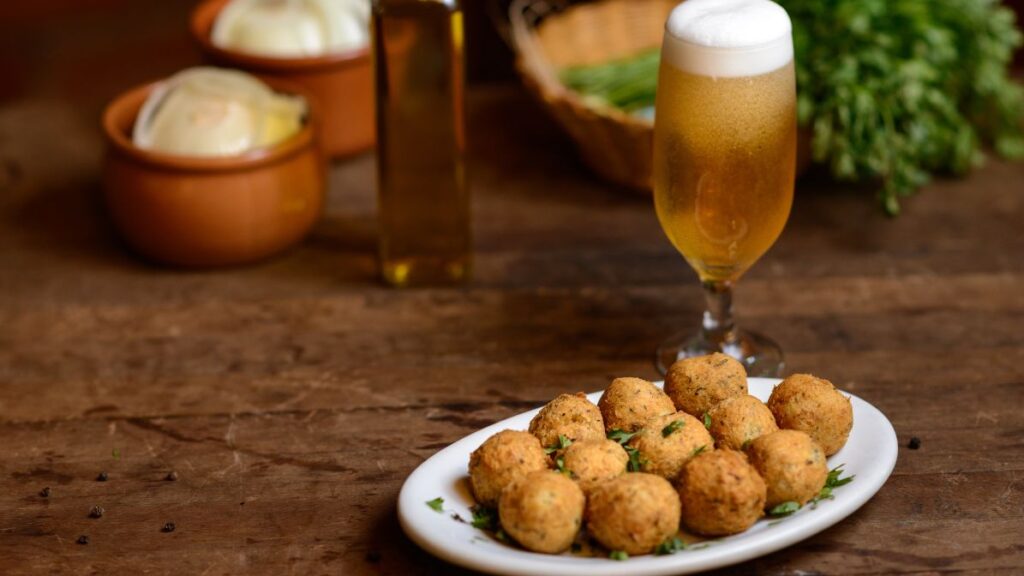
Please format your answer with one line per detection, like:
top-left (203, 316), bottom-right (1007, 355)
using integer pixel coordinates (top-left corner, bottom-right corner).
top-left (101, 79), bottom-right (326, 267)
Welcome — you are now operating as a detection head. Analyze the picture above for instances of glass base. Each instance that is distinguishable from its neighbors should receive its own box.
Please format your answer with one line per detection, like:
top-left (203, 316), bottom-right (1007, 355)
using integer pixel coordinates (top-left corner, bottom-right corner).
top-left (656, 328), bottom-right (784, 377)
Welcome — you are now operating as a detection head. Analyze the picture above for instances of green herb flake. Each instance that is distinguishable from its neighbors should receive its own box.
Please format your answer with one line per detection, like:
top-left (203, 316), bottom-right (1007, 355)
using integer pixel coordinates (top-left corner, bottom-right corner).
top-left (425, 497), bottom-right (444, 513)
top-left (769, 501), bottom-right (801, 517)
top-left (607, 429), bottom-right (640, 445)
top-left (470, 506), bottom-right (498, 531)
top-left (495, 528), bottom-right (509, 543)
top-left (702, 412), bottom-right (712, 429)
top-left (609, 550), bottom-right (629, 561)
top-left (825, 465), bottom-right (856, 489)
top-left (624, 445), bottom-right (647, 472)
top-left (545, 434), bottom-right (574, 455)
top-left (655, 536), bottom-right (686, 555)
top-left (691, 445), bottom-right (707, 458)
top-left (661, 419), bottom-right (685, 437)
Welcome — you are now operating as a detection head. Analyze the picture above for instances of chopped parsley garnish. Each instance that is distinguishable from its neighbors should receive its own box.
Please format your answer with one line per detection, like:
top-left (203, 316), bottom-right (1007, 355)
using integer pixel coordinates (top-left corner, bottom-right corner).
top-left (655, 536), bottom-right (686, 555)
top-left (544, 434), bottom-right (573, 455)
top-left (425, 497), bottom-right (444, 513)
top-left (470, 506), bottom-right (498, 531)
top-left (555, 456), bottom-right (572, 477)
top-left (702, 412), bottom-right (712, 429)
top-left (661, 419), bottom-right (685, 437)
top-left (607, 428), bottom-right (641, 444)
top-left (812, 464), bottom-right (855, 506)
top-left (624, 445), bottom-right (647, 472)
top-left (690, 445), bottom-right (707, 458)
top-left (609, 550), bottom-right (629, 561)
top-left (768, 501), bottom-right (801, 517)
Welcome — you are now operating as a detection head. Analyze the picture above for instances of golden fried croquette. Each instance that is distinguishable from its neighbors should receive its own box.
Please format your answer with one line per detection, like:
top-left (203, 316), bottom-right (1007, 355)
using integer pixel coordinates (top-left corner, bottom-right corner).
top-left (560, 439), bottom-right (628, 492)
top-left (767, 374), bottom-right (853, 456)
top-left (677, 450), bottom-right (766, 536)
top-left (707, 394), bottom-right (779, 450)
top-left (627, 412), bottom-right (713, 480)
top-left (598, 377), bottom-right (676, 433)
top-left (664, 353), bottom-right (747, 418)
top-left (468, 430), bottom-right (549, 507)
top-left (586, 472), bottom-right (681, 555)
top-left (528, 392), bottom-right (605, 451)
top-left (745, 430), bottom-right (828, 508)
top-left (498, 470), bottom-right (585, 554)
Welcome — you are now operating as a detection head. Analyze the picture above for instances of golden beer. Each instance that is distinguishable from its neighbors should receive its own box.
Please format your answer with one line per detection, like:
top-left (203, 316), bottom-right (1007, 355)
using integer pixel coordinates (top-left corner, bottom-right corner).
top-left (653, 58), bottom-right (796, 283)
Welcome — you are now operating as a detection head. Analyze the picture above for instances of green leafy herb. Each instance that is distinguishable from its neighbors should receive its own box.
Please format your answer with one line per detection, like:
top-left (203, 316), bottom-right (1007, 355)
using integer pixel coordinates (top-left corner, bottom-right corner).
top-left (425, 497), bottom-right (444, 513)
top-left (624, 445), bottom-right (647, 472)
top-left (691, 445), bottom-right (707, 458)
top-left (780, 0), bottom-right (1024, 213)
top-left (607, 429), bottom-right (641, 445)
top-left (609, 550), bottom-right (629, 561)
top-left (555, 456), bottom-right (573, 477)
top-left (769, 501), bottom-right (801, 517)
top-left (702, 413), bottom-right (712, 430)
top-left (470, 506), bottom-right (498, 531)
top-left (655, 536), bottom-right (687, 555)
top-left (662, 419), bottom-right (685, 437)
top-left (545, 434), bottom-right (573, 455)
top-left (740, 439), bottom-right (753, 451)
top-left (825, 464), bottom-right (856, 489)
top-left (812, 464), bottom-right (855, 506)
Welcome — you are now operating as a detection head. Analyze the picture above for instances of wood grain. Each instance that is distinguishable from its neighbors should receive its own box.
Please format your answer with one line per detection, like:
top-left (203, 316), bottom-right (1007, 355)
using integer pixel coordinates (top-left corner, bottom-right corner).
top-left (1, 12), bottom-right (1024, 575)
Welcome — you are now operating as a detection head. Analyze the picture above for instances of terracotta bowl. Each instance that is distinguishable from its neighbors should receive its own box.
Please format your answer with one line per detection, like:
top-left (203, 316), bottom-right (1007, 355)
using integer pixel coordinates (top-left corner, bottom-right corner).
top-left (101, 79), bottom-right (326, 268)
top-left (190, 0), bottom-right (374, 159)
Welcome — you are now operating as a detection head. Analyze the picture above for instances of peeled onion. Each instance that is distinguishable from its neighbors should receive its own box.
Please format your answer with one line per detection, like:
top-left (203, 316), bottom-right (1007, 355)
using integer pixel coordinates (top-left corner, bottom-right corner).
top-left (133, 67), bottom-right (306, 157)
top-left (211, 0), bottom-right (371, 58)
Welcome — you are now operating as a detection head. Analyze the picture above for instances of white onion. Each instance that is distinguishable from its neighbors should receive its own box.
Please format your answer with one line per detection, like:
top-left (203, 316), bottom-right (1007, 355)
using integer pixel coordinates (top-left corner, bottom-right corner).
top-left (211, 0), bottom-right (371, 58)
top-left (133, 67), bottom-right (306, 157)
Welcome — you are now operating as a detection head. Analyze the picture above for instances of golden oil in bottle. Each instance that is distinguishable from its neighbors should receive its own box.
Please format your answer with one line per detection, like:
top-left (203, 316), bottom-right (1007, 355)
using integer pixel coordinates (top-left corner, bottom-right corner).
top-left (372, 0), bottom-right (469, 287)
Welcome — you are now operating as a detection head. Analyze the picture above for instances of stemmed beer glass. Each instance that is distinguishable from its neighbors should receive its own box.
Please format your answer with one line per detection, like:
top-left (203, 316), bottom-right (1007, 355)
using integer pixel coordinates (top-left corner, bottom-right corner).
top-left (653, 0), bottom-right (797, 376)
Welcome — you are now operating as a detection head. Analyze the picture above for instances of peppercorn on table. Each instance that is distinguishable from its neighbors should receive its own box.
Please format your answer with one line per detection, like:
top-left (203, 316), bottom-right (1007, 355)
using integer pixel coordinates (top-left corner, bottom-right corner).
top-left (1, 2), bottom-right (1023, 574)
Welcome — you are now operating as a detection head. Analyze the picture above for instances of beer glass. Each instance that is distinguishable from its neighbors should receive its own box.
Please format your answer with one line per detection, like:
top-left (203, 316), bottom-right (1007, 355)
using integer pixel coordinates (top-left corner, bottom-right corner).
top-left (653, 0), bottom-right (796, 376)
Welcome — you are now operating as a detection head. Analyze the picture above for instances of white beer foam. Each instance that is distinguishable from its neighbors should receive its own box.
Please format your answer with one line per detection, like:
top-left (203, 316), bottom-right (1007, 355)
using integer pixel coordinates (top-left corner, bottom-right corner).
top-left (663, 0), bottom-right (793, 78)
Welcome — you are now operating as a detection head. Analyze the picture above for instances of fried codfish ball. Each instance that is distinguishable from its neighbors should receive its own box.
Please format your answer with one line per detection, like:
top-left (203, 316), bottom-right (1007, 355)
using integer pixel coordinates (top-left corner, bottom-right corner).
top-left (627, 412), bottom-right (713, 480)
top-left (528, 392), bottom-right (605, 451)
top-left (598, 377), bottom-right (676, 433)
top-left (586, 472), bottom-right (681, 555)
top-left (767, 374), bottom-right (853, 456)
top-left (560, 439), bottom-right (628, 492)
top-left (468, 430), bottom-right (549, 507)
top-left (664, 353), bottom-right (747, 418)
top-left (677, 450), bottom-right (766, 536)
top-left (499, 470), bottom-right (585, 554)
top-left (745, 430), bottom-right (828, 508)
top-left (707, 394), bottom-right (779, 450)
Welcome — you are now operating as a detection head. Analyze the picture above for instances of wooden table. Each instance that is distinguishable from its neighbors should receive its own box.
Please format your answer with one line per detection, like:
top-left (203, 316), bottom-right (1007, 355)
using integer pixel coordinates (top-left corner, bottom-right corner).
top-left (1, 16), bottom-right (1023, 574)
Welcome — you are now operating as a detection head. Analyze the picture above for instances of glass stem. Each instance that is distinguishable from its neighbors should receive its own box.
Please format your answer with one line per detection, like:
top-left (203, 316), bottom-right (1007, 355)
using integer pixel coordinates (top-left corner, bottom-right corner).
top-left (701, 280), bottom-right (737, 345)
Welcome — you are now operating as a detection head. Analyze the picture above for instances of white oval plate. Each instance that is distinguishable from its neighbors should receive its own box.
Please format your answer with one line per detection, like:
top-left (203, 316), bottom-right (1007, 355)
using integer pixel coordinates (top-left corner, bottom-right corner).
top-left (399, 378), bottom-right (898, 576)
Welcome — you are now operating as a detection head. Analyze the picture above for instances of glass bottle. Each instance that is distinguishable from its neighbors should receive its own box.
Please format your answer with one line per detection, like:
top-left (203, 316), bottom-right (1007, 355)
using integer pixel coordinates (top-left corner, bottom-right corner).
top-left (372, 0), bottom-right (469, 287)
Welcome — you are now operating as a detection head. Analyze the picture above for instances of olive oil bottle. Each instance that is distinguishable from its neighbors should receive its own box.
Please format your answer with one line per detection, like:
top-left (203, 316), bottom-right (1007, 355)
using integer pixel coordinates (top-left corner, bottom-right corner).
top-left (372, 0), bottom-right (469, 287)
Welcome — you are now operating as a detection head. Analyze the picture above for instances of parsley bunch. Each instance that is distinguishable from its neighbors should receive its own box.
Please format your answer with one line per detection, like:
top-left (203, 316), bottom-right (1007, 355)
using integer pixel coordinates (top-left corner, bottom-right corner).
top-left (780, 0), bottom-right (1024, 214)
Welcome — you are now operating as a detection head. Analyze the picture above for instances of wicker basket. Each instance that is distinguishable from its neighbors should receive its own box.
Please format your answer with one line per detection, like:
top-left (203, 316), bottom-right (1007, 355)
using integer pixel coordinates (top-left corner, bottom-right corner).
top-left (508, 0), bottom-right (676, 193)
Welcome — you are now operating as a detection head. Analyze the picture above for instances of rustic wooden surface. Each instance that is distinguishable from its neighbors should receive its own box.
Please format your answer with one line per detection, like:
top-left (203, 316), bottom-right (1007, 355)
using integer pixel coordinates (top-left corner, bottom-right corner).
top-left (2, 4), bottom-right (1024, 575)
